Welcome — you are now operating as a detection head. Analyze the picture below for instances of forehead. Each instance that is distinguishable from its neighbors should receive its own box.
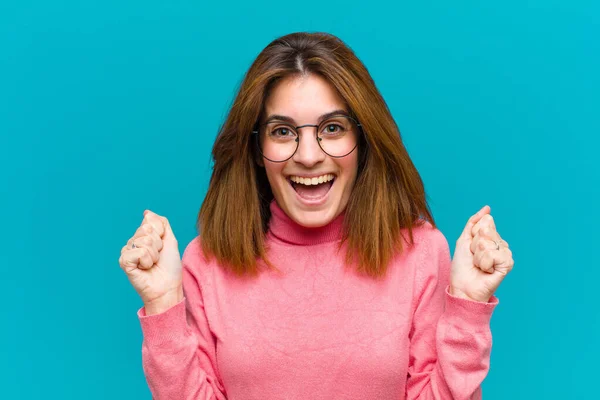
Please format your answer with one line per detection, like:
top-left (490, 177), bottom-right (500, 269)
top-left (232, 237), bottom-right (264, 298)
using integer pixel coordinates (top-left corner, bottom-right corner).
top-left (264, 74), bottom-right (347, 118)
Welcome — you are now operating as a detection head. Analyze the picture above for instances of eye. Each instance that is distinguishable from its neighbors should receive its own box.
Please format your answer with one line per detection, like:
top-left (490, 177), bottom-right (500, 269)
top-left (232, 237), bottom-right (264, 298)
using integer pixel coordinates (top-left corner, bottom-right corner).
top-left (321, 123), bottom-right (343, 135)
top-left (271, 127), bottom-right (296, 138)
top-left (267, 125), bottom-right (297, 140)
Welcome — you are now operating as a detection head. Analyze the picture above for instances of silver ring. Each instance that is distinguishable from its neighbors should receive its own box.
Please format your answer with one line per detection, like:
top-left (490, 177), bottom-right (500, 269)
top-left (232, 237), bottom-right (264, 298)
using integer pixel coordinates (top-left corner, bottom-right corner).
top-left (493, 240), bottom-right (500, 251)
top-left (131, 241), bottom-right (137, 249)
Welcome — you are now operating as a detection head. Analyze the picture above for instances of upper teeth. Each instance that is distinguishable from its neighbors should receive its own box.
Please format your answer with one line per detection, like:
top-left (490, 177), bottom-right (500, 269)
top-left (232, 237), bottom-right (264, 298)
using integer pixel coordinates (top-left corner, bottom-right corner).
top-left (290, 174), bottom-right (335, 186)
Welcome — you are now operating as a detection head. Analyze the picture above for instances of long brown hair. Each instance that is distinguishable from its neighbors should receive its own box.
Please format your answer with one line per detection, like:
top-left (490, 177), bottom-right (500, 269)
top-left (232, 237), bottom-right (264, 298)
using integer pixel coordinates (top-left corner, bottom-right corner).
top-left (198, 32), bottom-right (435, 278)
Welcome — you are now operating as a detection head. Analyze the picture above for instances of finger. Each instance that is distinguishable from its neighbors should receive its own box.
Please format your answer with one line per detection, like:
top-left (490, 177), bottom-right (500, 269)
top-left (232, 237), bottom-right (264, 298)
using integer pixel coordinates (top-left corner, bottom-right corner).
top-left (160, 215), bottom-right (177, 243)
top-left (121, 243), bottom-right (130, 255)
top-left (139, 248), bottom-right (155, 270)
top-left (131, 241), bottom-right (155, 270)
top-left (132, 224), bottom-right (164, 252)
top-left (460, 205), bottom-right (491, 240)
top-left (142, 210), bottom-right (166, 238)
top-left (132, 236), bottom-right (160, 265)
top-left (472, 214), bottom-right (496, 237)
top-left (475, 250), bottom-right (496, 273)
top-left (478, 225), bottom-right (501, 242)
top-left (470, 233), bottom-right (498, 254)
top-left (119, 247), bottom-right (146, 272)
top-left (494, 248), bottom-right (515, 274)
top-left (145, 225), bottom-right (163, 251)
top-left (474, 248), bottom-right (513, 274)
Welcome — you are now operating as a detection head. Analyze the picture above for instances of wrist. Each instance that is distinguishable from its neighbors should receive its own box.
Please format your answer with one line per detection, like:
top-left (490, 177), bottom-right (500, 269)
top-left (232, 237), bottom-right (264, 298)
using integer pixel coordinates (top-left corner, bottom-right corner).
top-left (144, 287), bottom-right (184, 316)
top-left (449, 286), bottom-right (491, 303)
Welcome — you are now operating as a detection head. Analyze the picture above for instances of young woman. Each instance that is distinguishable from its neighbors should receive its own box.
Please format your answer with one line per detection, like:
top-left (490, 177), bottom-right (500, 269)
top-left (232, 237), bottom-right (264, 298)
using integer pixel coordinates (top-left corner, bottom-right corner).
top-left (119, 32), bottom-right (514, 399)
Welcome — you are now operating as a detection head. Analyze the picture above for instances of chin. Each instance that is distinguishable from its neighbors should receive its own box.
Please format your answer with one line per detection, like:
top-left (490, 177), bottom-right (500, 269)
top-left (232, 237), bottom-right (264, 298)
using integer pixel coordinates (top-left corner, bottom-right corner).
top-left (288, 206), bottom-right (339, 228)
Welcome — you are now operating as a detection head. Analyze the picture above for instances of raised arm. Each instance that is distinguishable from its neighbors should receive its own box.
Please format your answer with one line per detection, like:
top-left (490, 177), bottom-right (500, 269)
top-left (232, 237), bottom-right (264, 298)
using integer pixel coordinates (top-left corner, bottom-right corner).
top-left (406, 227), bottom-right (497, 399)
top-left (138, 241), bottom-right (227, 399)
top-left (407, 207), bottom-right (513, 399)
top-left (119, 210), bottom-right (226, 399)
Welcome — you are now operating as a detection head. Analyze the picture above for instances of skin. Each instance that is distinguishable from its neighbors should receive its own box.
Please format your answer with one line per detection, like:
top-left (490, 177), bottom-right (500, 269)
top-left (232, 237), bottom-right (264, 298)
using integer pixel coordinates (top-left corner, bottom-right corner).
top-left (450, 206), bottom-right (514, 302)
top-left (119, 207), bottom-right (514, 315)
top-left (119, 79), bottom-right (514, 312)
top-left (259, 73), bottom-right (359, 228)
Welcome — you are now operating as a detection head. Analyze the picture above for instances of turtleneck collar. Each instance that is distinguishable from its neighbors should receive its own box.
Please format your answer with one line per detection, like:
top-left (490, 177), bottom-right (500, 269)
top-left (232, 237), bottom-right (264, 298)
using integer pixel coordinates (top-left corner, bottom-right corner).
top-left (267, 200), bottom-right (345, 246)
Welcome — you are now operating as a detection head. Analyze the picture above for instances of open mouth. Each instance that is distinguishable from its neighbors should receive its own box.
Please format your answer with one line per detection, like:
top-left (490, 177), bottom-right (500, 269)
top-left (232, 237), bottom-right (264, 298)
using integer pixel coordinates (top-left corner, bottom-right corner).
top-left (288, 174), bottom-right (336, 201)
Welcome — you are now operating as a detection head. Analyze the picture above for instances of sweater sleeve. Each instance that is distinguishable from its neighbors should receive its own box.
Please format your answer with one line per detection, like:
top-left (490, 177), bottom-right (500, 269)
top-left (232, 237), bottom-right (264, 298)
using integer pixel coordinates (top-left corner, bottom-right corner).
top-left (406, 228), bottom-right (498, 400)
top-left (137, 241), bottom-right (227, 400)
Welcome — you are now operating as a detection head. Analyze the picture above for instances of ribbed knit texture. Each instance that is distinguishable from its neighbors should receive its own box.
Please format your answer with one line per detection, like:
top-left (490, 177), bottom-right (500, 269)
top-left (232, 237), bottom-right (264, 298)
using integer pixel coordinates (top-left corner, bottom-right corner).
top-left (138, 200), bottom-right (498, 399)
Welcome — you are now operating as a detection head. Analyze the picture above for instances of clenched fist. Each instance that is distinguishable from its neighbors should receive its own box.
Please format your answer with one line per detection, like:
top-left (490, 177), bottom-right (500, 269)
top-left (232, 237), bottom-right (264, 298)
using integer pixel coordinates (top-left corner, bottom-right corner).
top-left (119, 210), bottom-right (184, 315)
top-left (450, 205), bottom-right (514, 303)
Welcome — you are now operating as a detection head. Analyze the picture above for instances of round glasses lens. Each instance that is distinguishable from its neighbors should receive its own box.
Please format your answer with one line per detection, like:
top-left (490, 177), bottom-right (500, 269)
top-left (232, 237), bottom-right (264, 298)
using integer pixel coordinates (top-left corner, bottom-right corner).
top-left (259, 123), bottom-right (299, 162)
top-left (317, 116), bottom-right (358, 157)
top-left (258, 115), bottom-right (359, 162)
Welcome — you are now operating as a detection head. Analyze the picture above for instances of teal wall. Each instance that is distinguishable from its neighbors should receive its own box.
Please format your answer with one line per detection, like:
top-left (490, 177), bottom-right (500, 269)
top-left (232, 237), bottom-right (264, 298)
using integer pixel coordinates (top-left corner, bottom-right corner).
top-left (2, 1), bottom-right (598, 398)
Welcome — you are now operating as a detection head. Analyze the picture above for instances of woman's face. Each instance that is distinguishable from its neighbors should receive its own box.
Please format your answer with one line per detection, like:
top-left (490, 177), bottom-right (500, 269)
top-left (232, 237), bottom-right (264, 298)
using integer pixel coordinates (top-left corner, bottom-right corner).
top-left (260, 73), bottom-right (359, 228)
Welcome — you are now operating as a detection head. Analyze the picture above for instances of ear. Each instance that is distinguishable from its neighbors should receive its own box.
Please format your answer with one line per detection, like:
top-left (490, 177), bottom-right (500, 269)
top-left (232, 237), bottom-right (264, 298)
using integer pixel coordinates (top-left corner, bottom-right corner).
top-left (256, 155), bottom-right (264, 168)
top-left (253, 146), bottom-right (265, 167)
top-left (251, 137), bottom-right (265, 167)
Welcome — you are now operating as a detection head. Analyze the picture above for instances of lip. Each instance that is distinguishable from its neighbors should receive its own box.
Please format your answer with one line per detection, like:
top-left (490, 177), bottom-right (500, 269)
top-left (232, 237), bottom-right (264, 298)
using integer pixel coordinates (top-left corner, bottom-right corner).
top-left (287, 173), bottom-right (337, 179)
top-left (288, 176), bottom-right (335, 206)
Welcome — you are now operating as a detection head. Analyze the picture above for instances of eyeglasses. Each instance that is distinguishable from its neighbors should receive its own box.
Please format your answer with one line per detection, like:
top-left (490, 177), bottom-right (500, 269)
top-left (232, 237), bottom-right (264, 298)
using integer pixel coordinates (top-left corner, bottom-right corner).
top-left (253, 114), bottom-right (362, 163)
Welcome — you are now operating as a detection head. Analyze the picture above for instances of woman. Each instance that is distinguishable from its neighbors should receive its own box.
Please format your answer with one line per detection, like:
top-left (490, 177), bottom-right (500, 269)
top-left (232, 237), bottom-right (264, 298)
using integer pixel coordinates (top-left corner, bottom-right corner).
top-left (119, 32), bottom-right (514, 399)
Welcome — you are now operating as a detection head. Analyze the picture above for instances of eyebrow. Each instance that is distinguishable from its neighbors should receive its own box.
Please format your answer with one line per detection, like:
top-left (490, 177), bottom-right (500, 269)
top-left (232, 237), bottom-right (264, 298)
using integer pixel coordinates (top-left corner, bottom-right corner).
top-left (263, 109), bottom-right (350, 125)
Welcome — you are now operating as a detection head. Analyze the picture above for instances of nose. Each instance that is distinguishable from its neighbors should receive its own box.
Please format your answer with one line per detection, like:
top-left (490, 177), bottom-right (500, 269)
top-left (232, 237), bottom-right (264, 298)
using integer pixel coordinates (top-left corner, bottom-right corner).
top-left (292, 126), bottom-right (326, 167)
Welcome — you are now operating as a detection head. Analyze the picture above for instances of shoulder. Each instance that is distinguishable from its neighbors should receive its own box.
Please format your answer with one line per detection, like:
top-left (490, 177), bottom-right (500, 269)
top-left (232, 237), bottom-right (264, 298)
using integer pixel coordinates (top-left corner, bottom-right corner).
top-left (399, 219), bottom-right (452, 279)
top-left (181, 235), bottom-right (204, 261)
top-left (404, 219), bottom-right (450, 255)
top-left (180, 236), bottom-right (216, 276)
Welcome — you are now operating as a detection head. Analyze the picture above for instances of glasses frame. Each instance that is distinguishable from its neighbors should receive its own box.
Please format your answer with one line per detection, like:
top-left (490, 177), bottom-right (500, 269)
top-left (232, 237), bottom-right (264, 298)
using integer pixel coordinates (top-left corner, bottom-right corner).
top-left (252, 114), bottom-right (363, 163)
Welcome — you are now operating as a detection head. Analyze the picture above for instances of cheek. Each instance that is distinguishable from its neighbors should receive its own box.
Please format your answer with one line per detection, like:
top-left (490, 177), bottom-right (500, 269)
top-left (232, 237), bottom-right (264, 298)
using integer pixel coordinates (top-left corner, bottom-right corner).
top-left (339, 152), bottom-right (359, 187)
top-left (263, 162), bottom-right (287, 190)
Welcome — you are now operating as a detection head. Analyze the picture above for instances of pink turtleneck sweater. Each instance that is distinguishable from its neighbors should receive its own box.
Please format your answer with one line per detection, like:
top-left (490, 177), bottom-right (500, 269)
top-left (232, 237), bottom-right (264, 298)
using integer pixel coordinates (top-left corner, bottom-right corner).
top-left (138, 201), bottom-right (498, 399)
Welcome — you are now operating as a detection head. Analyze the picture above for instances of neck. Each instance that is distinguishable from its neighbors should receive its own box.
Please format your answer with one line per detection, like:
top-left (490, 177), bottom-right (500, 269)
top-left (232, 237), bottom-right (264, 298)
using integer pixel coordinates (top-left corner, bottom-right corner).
top-left (267, 200), bottom-right (345, 245)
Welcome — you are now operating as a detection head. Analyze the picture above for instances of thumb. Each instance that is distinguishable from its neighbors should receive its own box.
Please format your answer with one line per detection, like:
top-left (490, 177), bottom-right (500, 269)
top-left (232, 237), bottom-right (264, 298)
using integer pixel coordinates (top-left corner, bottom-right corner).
top-left (161, 215), bottom-right (177, 243)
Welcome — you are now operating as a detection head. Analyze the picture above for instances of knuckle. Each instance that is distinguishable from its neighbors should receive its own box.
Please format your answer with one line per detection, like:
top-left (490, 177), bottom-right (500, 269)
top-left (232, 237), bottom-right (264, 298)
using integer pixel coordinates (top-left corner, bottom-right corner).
top-left (149, 221), bottom-right (161, 233)
top-left (161, 216), bottom-right (169, 228)
top-left (144, 216), bottom-right (160, 230)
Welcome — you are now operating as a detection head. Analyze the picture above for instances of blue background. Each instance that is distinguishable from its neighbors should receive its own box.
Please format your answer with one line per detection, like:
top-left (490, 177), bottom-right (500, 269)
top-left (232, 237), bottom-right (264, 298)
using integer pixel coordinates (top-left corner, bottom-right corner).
top-left (1, 0), bottom-right (598, 398)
